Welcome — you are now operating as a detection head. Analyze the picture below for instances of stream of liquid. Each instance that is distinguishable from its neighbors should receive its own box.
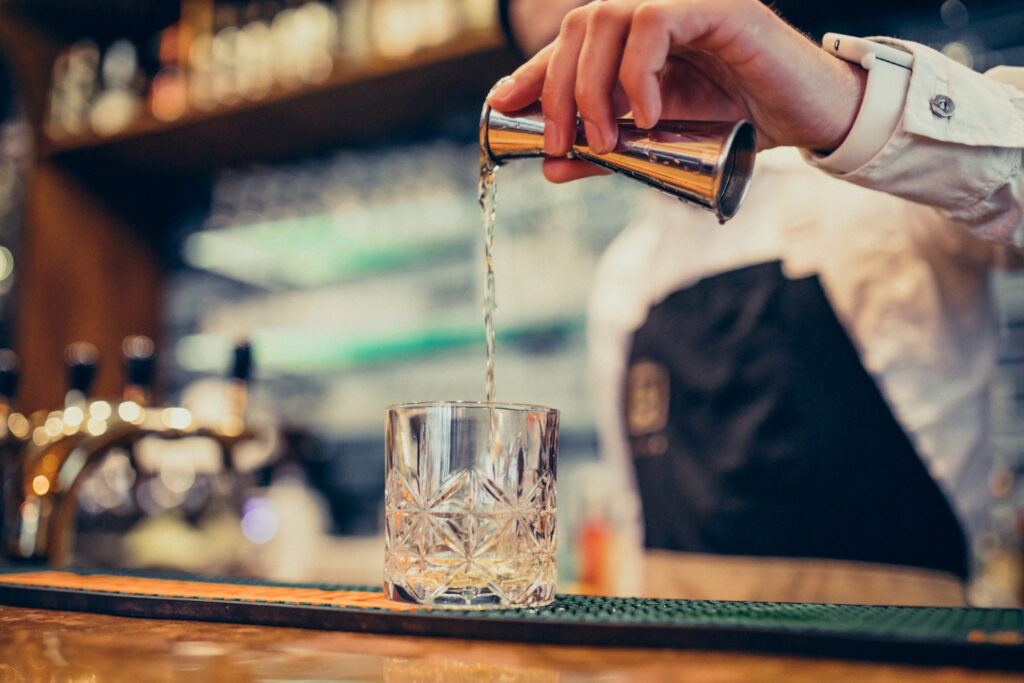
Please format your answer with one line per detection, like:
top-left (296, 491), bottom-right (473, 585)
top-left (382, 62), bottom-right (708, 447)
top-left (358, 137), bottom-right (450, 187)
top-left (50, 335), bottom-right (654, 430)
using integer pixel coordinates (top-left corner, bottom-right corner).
top-left (478, 154), bottom-right (499, 453)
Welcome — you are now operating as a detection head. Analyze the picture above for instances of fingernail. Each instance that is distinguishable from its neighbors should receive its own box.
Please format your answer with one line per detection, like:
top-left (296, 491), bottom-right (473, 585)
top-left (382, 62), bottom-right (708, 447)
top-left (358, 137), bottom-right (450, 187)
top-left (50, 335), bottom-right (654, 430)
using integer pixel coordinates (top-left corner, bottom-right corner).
top-left (605, 125), bottom-right (619, 150)
top-left (487, 75), bottom-right (514, 101)
top-left (583, 120), bottom-right (604, 153)
top-left (628, 102), bottom-right (647, 129)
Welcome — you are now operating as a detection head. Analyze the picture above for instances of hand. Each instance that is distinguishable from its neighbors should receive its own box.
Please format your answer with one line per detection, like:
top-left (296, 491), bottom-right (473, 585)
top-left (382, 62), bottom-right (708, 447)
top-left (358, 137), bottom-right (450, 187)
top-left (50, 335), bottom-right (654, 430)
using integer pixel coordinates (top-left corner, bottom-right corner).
top-left (487, 0), bottom-right (867, 183)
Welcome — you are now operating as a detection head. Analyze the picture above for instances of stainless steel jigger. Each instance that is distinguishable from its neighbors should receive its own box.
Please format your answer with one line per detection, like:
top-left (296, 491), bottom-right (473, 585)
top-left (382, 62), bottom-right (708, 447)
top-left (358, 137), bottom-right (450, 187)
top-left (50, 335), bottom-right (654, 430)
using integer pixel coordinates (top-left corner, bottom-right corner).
top-left (480, 102), bottom-right (757, 222)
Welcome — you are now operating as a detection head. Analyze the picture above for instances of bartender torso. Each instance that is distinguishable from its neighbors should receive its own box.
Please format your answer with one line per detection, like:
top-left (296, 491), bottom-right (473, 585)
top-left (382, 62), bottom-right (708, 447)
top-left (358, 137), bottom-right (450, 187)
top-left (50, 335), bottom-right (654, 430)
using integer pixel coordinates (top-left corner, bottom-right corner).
top-left (588, 148), bottom-right (1013, 603)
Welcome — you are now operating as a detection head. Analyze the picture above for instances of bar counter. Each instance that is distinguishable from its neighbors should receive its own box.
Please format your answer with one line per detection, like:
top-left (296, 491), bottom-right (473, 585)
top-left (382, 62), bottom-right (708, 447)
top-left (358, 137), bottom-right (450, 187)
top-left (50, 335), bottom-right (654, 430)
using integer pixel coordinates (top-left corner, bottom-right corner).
top-left (0, 603), bottom-right (1019, 682)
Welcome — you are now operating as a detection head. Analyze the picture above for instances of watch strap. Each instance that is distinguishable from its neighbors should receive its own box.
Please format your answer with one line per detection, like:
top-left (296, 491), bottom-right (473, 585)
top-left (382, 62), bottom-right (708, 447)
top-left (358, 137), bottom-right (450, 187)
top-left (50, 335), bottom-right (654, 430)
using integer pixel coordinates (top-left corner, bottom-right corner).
top-left (811, 34), bottom-right (914, 173)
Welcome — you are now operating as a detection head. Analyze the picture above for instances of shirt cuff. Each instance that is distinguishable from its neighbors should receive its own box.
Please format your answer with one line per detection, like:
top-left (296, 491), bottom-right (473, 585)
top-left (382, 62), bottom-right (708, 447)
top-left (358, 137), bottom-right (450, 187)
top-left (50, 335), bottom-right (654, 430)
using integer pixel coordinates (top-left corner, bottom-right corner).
top-left (806, 35), bottom-right (913, 174)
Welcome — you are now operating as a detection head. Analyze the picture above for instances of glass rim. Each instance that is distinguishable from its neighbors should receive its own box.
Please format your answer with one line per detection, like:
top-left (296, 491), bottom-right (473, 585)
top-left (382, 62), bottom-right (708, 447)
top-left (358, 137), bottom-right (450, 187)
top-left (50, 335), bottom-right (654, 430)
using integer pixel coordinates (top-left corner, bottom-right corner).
top-left (385, 400), bottom-right (558, 415)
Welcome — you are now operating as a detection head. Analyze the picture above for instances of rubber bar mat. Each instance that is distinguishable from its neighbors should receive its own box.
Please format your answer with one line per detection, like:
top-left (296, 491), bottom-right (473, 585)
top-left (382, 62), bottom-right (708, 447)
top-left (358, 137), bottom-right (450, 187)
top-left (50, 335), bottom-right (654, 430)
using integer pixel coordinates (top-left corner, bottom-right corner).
top-left (0, 566), bottom-right (1021, 670)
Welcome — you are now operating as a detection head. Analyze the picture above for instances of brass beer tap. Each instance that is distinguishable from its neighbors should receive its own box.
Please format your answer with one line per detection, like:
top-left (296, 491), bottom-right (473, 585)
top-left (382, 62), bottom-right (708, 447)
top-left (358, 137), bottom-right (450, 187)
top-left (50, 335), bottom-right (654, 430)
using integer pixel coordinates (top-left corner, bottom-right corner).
top-left (3, 339), bottom-right (258, 566)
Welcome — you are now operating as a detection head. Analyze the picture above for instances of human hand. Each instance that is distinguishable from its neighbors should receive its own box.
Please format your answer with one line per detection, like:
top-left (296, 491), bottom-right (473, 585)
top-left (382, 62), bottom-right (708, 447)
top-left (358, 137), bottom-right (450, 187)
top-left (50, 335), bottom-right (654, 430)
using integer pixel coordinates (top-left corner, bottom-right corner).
top-left (487, 0), bottom-right (867, 183)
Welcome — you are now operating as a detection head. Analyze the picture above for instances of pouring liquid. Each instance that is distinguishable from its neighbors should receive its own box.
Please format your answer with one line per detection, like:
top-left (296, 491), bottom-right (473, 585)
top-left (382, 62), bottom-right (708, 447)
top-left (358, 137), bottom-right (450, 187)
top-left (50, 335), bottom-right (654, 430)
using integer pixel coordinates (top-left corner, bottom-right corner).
top-left (478, 154), bottom-right (500, 458)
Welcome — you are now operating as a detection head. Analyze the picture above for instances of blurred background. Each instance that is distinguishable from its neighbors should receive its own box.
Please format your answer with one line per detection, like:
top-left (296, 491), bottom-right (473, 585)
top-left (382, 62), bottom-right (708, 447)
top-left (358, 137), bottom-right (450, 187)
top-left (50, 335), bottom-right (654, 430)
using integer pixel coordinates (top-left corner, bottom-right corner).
top-left (0, 0), bottom-right (1022, 605)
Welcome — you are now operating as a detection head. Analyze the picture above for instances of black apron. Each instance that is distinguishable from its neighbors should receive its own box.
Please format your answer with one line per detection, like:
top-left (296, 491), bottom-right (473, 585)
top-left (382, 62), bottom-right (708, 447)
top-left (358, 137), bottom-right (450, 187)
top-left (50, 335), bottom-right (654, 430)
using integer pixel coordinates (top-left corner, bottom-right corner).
top-left (625, 260), bottom-right (968, 579)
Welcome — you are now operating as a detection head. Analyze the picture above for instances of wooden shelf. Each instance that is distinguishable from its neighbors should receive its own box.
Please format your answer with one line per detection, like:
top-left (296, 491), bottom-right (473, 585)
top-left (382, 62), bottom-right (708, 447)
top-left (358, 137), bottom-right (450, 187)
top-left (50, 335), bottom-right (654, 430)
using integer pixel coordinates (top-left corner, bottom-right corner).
top-left (42, 29), bottom-right (520, 175)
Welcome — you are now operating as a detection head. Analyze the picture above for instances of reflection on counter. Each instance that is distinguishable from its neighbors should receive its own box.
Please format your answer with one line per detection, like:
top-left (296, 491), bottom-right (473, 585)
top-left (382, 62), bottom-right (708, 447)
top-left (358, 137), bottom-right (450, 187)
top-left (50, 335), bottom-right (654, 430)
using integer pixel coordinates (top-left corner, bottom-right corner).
top-left (9, 605), bottom-right (1007, 682)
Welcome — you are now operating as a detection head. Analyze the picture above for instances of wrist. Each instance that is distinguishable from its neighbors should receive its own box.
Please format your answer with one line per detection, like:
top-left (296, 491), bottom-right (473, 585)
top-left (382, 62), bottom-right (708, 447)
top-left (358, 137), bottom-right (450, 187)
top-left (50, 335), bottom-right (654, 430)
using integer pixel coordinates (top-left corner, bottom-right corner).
top-left (809, 34), bottom-right (914, 173)
top-left (817, 61), bottom-right (869, 153)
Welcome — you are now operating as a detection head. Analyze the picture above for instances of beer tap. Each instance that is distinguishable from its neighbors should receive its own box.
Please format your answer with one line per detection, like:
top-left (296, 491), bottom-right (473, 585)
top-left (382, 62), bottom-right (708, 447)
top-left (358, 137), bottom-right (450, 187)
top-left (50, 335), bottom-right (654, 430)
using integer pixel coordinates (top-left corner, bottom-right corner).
top-left (0, 350), bottom-right (30, 559)
top-left (12, 342), bottom-right (120, 562)
top-left (3, 338), bottom-right (259, 566)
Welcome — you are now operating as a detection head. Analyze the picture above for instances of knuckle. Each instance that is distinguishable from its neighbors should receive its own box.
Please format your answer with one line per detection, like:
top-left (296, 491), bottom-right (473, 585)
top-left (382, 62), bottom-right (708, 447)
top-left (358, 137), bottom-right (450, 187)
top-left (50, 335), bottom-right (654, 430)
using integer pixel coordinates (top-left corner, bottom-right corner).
top-left (632, 1), bottom-right (668, 29)
top-left (560, 6), bottom-right (589, 34)
top-left (587, 2), bottom-right (617, 29)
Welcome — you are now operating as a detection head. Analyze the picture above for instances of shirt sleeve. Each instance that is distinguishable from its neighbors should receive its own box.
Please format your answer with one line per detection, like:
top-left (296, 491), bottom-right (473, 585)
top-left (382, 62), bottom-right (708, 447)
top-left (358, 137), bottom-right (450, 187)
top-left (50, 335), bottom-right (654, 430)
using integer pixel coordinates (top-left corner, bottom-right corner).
top-left (804, 40), bottom-right (1024, 247)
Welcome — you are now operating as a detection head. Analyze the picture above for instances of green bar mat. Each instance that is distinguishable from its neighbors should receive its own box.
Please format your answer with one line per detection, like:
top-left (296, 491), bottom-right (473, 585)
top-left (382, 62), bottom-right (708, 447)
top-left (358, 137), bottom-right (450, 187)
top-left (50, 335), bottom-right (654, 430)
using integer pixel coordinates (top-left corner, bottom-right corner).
top-left (0, 566), bottom-right (1020, 671)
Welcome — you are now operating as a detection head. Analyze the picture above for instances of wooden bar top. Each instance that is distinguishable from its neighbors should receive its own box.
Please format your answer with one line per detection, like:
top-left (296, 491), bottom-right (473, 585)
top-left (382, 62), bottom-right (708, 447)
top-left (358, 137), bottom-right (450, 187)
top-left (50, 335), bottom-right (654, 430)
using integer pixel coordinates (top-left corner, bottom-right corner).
top-left (0, 604), bottom-right (1018, 682)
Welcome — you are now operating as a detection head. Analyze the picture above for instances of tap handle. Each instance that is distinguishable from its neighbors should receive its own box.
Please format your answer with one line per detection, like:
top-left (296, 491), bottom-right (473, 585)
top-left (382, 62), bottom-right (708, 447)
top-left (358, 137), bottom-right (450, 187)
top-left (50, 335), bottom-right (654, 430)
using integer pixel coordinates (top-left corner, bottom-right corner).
top-left (122, 335), bottom-right (156, 389)
top-left (65, 342), bottom-right (99, 395)
top-left (0, 349), bottom-right (18, 401)
top-left (229, 341), bottom-right (252, 383)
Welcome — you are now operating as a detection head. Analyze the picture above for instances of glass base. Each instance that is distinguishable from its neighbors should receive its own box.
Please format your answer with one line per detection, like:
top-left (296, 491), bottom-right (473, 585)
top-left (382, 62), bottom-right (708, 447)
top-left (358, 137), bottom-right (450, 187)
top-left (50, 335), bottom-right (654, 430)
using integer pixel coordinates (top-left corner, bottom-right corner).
top-left (385, 580), bottom-right (555, 610)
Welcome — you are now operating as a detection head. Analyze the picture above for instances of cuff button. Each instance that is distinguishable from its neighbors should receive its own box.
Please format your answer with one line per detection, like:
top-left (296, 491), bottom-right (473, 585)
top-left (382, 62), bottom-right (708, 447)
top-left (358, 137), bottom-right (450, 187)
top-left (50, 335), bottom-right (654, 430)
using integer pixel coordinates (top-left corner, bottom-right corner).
top-left (929, 94), bottom-right (955, 118)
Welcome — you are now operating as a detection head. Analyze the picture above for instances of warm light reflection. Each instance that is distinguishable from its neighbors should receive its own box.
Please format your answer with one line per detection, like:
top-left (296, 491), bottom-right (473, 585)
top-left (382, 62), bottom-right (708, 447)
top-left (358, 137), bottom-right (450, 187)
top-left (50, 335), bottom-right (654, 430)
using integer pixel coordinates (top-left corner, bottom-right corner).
top-left (59, 448), bottom-right (87, 492)
top-left (162, 407), bottom-right (193, 430)
top-left (118, 400), bottom-right (144, 423)
top-left (90, 401), bottom-right (112, 421)
top-left (102, 451), bottom-right (136, 494)
top-left (32, 475), bottom-right (50, 496)
top-left (63, 405), bottom-right (84, 427)
top-left (87, 418), bottom-right (108, 436)
top-left (160, 456), bottom-right (196, 494)
top-left (44, 416), bottom-right (63, 438)
top-left (41, 453), bottom-right (59, 473)
top-left (32, 427), bottom-right (49, 446)
top-left (20, 499), bottom-right (39, 530)
top-left (151, 67), bottom-right (189, 121)
top-left (220, 414), bottom-right (244, 437)
top-left (8, 413), bottom-right (29, 439)
top-left (0, 246), bottom-right (14, 282)
top-left (138, 477), bottom-right (185, 512)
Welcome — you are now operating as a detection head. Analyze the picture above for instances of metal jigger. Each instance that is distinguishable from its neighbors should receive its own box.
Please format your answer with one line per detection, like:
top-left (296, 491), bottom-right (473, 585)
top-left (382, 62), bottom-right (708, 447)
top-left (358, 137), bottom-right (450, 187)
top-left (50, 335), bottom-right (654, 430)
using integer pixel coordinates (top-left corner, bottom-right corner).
top-left (480, 102), bottom-right (757, 222)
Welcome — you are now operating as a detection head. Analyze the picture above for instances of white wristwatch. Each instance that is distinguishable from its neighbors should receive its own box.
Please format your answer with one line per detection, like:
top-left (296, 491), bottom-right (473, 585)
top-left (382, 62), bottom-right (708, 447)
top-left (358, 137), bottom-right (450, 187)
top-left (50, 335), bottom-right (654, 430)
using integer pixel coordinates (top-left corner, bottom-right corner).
top-left (812, 33), bottom-right (914, 173)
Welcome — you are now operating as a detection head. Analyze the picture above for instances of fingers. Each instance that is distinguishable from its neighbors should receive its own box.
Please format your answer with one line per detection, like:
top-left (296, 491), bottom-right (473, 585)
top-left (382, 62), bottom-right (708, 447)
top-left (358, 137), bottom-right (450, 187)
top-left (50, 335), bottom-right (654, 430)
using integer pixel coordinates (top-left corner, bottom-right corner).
top-left (490, 1), bottom-right (650, 156)
top-left (491, 1), bottom-right (751, 155)
top-left (618, 1), bottom-right (706, 128)
top-left (620, 0), bottom-right (763, 128)
top-left (541, 7), bottom-right (590, 155)
top-left (576, 2), bottom-right (635, 153)
top-left (542, 158), bottom-right (613, 183)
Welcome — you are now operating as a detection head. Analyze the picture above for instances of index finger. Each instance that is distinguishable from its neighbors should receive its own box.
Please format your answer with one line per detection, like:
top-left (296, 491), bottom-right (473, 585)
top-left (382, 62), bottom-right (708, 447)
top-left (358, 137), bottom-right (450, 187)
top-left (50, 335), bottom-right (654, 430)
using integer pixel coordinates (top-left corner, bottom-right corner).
top-left (486, 43), bottom-right (556, 112)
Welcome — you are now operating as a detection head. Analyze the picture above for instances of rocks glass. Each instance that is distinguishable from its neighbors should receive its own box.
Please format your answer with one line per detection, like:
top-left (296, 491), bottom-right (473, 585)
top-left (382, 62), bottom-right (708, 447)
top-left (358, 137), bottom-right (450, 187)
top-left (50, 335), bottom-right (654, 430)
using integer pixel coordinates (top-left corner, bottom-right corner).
top-left (384, 401), bottom-right (558, 608)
